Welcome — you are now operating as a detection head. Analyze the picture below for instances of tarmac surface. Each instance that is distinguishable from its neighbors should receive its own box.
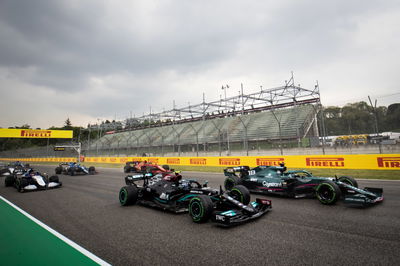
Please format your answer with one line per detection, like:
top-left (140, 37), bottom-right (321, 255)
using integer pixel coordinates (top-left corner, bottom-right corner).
top-left (1, 165), bottom-right (399, 266)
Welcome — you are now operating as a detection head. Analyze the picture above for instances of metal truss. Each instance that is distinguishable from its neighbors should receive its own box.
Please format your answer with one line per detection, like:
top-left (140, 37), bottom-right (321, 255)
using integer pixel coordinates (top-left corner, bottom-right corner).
top-left (124, 74), bottom-right (321, 128)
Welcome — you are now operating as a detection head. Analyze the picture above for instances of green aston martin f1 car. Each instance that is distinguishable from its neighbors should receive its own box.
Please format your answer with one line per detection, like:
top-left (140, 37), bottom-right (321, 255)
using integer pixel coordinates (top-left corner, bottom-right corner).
top-left (224, 164), bottom-right (383, 207)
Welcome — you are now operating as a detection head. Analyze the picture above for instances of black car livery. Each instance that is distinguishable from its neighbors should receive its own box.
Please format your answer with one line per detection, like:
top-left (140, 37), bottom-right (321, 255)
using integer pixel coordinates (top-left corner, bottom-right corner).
top-left (119, 171), bottom-right (271, 226)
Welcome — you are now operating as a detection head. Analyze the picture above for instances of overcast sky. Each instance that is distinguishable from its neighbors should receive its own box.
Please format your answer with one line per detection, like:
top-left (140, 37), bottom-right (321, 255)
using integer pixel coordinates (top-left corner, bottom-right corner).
top-left (1, 0), bottom-right (399, 129)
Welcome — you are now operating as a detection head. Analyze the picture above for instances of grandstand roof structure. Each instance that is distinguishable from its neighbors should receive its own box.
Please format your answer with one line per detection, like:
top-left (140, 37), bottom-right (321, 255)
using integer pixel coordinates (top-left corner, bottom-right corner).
top-left (123, 74), bottom-right (321, 129)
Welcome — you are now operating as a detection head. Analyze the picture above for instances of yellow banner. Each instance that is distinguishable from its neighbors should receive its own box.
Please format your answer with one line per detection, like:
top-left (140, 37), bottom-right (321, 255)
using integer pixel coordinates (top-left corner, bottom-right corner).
top-left (84, 154), bottom-right (400, 170)
top-left (1, 154), bottom-right (399, 170)
top-left (0, 128), bottom-right (73, 139)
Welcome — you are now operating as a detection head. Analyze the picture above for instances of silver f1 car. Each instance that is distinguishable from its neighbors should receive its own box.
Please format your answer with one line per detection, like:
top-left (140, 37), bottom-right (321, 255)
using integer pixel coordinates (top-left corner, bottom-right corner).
top-left (5, 169), bottom-right (62, 192)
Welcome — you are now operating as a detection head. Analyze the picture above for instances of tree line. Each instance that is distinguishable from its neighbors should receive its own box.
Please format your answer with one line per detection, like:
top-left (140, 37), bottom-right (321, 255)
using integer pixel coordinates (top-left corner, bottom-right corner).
top-left (323, 102), bottom-right (400, 136)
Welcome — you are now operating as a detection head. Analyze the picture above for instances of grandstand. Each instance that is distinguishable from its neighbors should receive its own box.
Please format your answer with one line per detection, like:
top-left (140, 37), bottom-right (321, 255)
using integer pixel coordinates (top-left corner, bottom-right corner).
top-left (84, 76), bottom-right (323, 156)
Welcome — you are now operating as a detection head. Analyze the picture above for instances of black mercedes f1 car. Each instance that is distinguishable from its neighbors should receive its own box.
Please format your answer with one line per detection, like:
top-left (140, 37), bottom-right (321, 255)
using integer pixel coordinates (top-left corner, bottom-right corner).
top-left (119, 171), bottom-right (271, 226)
top-left (224, 164), bottom-right (383, 207)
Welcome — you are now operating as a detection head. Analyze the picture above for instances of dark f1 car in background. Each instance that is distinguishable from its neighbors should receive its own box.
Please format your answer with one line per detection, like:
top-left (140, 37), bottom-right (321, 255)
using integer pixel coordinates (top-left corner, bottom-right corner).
top-left (119, 171), bottom-right (271, 226)
top-left (123, 161), bottom-right (170, 174)
top-left (5, 168), bottom-right (62, 192)
top-left (224, 164), bottom-right (383, 207)
top-left (55, 162), bottom-right (96, 176)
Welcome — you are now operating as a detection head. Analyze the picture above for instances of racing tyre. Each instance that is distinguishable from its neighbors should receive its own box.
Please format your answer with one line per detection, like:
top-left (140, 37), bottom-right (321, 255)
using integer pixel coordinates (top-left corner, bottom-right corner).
top-left (49, 175), bottom-right (59, 183)
top-left (119, 185), bottom-right (138, 206)
top-left (189, 195), bottom-right (213, 223)
top-left (338, 176), bottom-right (358, 188)
top-left (89, 166), bottom-right (95, 175)
top-left (229, 185), bottom-right (251, 205)
top-left (25, 164), bottom-right (30, 167)
top-left (16, 178), bottom-right (29, 192)
top-left (224, 175), bottom-right (242, 191)
top-left (315, 180), bottom-right (341, 205)
top-left (162, 165), bottom-right (170, 170)
top-left (55, 167), bottom-right (62, 174)
top-left (123, 166), bottom-right (130, 173)
top-left (69, 169), bottom-right (75, 176)
top-left (5, 175), bottom-right (15, 187)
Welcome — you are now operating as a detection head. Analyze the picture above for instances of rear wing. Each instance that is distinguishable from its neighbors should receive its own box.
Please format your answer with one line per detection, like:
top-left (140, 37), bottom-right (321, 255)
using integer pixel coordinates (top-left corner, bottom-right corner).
top-left (223, 166), bottom-right (250, 177)
top-left (125, 172), bottom-right (153, 185)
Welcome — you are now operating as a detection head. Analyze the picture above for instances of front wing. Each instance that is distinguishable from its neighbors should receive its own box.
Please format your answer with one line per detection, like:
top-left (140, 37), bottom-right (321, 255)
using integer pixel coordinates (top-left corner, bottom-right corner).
top-left (212, 198), bottom-right (272, 227)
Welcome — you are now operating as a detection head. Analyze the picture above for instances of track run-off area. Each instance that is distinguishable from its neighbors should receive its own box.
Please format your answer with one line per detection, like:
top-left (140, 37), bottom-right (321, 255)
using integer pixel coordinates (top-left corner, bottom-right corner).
top-left (1, 165), bottom-right (399, 265)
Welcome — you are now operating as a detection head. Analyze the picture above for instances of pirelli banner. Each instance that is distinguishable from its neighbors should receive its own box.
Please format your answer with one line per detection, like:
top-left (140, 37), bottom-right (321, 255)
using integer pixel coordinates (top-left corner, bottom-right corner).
top-left (82, 154), bottom-right (400, 170)
top-left (0, 128), bottom-right (73, 139)
top-left (1, 154), bottom-right (399, 170)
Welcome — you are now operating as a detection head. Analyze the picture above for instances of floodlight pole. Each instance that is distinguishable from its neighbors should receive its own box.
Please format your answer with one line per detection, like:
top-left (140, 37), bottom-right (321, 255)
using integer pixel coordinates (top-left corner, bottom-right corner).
top-left (368, 96), bottom-right (382, 154)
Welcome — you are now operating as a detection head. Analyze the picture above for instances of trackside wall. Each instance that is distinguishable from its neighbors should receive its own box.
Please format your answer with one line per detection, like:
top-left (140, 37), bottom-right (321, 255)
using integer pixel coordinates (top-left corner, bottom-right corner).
top-left (1, 154), bottom-right (399, 170)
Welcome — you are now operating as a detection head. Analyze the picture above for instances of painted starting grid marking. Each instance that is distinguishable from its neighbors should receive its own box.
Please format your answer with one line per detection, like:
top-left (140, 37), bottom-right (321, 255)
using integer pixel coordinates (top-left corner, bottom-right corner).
top-left (0, 196), bottom-right (111, 266)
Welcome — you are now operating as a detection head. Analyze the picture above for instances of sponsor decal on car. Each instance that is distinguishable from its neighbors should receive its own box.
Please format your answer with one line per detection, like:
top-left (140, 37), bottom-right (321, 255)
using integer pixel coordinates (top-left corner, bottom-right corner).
top-left (262, 181), bottom-right (282, 187)
top-left (215, 215), bottom-right (225, 221)
top-left (219, 158), bottom-right (241, 166)
top-left (377, 157), bottom-right (400, 168)
top-left (256, 158), bottom-right (284, 166)
top-left (306, 157), bottom-right (345, 167)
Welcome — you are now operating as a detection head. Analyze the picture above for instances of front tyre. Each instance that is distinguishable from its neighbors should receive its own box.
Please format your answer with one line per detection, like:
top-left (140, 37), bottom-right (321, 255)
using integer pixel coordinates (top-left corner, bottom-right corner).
top-left (229, 185), bottom-right (251, 205)
top-left (339, 176), bottom-right (358, 188)
top-left (49, 175), bottom-right (59, 183)
top-left (119, 185), bottom-right (138, 206)
top-left (224, 176), bottom-right (242, 191)
top-left (5, 175), bottom-right (15, 187)
top-left (315, 181), bottom-right (341, 205)
top-left (189, 195), bottom-right (213, 223)
top-left (89, 166), bottom-right (95, 175)
top-left (55, 167), bottom-right (62, 175)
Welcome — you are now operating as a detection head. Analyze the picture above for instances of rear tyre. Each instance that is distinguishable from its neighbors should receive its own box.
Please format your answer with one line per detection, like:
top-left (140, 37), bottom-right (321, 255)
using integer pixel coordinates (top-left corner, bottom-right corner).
top-left (229, 185), bottom-right (251, 205)
top-left (55, 167), bottom-right (62, 174)
top-left (69, 169), bottom-right (75, 176)
top-left (49, 175), bottom-right (59, 183)
top-left (89, 166), bottom-right (95, 175)
top-left (162, 165), bottom-right (170, 170)
top-left (315, 181), bottom-right (341, 205)
top-left (339, 176), bottom-right (358, 188)
top-left (119, 185), bottom-right (139, 206)
top-left (5, 175), bottom-right (15, 187)
top-left (189, 195), bottom-right (214, 223)
top-left (224, 175), bottom-right (242, 190)
top-left (123, 166), bottom-right (130, 173)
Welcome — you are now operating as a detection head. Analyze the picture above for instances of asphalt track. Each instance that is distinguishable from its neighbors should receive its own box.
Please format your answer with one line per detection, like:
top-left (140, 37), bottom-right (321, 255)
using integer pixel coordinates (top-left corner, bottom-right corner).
top-left (1, 165), bottom-right (399, 266)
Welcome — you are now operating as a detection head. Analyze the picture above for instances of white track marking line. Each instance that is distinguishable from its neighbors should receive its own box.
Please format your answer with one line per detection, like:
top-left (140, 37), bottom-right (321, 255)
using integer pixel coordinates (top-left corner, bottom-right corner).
top-left (0, 196), bottom-right (111, 266)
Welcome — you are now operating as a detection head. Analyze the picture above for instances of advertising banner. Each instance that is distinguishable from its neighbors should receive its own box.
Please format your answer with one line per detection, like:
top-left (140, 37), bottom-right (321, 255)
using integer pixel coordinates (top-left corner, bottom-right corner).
top-left (1, 154), bottom-right (399, 170)
top-left (0, 129), bottom-right (73, 139)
